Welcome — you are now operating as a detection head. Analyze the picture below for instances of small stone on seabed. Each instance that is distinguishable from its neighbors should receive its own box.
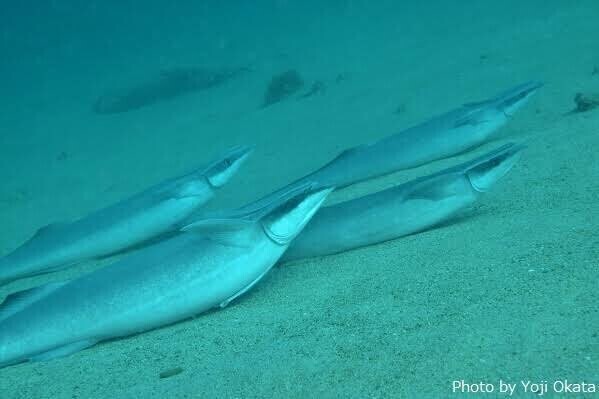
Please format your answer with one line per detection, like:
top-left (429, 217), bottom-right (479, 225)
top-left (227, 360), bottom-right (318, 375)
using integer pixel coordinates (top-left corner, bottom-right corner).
top-left (159, 367), bottom-right (184, 379)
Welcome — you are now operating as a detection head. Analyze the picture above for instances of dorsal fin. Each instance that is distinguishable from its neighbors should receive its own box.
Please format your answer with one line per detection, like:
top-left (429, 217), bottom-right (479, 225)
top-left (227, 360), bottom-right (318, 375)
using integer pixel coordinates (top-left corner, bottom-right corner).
top-left (0, 281), bottom-right (68, 322)
top-left (329, 143), bottom-right (370, 164)
top-left (229, 182), bottom-right (316, 222)
top-left (33, 222), bottom-right (66, 238)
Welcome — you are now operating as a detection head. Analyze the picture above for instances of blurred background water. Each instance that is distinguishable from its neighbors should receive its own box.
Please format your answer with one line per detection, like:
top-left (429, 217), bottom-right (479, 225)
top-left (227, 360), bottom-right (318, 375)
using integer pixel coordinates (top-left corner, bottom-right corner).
top-left (0, 1), bottom-right (598, 398)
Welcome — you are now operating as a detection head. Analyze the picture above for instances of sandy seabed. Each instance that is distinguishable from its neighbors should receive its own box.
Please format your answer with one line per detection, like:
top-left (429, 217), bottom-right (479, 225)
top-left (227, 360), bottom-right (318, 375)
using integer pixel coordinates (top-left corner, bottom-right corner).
top-left (0, 1), bottom-right (598, 398)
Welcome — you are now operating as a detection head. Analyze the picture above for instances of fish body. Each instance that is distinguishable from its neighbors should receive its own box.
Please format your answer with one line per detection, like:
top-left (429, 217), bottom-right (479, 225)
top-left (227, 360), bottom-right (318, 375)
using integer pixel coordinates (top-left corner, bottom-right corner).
top-left (0, 184), bottom-right (331, 367)
top-left (302, 81), bottom-right (540, 189)
top-left (213, 81), bottom-right (540, 219)
top-left (283, 143), bottom-right (524, 261)
top-left (0, 146), bottom-right (252, 285)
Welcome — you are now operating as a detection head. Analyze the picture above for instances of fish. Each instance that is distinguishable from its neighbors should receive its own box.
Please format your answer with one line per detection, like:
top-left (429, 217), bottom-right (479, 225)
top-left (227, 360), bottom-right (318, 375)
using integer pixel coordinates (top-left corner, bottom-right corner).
top-left (94, 66), bottom-right (250, 114)
top-left (221, 81), bottom-right (540, 218)
top-left (298, 81), bottom-right (539, 188)
top-left (281, 143), bottom-right (524, 261)
top-left (0, 183), bottom-right (332, 367)
top-left (0, 145), bottom-right (253, 286)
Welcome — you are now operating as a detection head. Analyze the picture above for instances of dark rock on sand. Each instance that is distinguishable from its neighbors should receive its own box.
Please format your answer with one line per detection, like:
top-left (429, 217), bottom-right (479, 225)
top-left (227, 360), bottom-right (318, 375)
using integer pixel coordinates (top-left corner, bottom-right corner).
top-left (571, 92), bottom-right (599, 114)
top-left (262, 70), bottom-right (304, 107)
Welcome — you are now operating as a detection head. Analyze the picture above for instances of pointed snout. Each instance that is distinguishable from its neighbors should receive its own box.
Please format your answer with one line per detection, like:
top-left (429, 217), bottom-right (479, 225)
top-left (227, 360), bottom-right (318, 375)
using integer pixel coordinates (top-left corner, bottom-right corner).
top-left (495, 81), bottom-right (543, 116)
top-left (261, 183), bottom-right (334, 245)
top-left (205, 145), bottom-right (254, 187)
top-left (465, 143), bottom-right (525, 192)
top-left (220, 144), bottom-right (255, 173)
top-left (226, 144), bottom-right (254, 165)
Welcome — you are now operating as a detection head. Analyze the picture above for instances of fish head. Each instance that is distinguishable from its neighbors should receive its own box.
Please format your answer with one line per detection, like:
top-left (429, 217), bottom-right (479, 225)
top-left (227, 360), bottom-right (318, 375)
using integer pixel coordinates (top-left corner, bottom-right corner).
top-left (466, 143), bottom-right (525, 192)
top-left (453, 81), bottom-right (542, 140)
top-left (204, 145), bottom-right (253, 188)
top-left (493, 81), bottom-right (543, 117)
top-left (260, 184), bottom-right (334, 245)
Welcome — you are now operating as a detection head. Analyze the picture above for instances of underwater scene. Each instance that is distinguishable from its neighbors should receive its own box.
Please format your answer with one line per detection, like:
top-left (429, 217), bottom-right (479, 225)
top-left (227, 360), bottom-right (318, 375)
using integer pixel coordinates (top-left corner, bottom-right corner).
top-left (0, 1), bottom-right (598, 398)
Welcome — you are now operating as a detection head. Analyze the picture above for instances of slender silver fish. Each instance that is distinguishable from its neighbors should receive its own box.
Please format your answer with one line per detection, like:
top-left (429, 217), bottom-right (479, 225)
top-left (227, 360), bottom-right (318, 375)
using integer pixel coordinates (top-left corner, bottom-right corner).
top-left (282, 143), bottom-right (524, 261)
top-left (298, 82), bottom-right (539, 188)
top-left (0, 145), bottom-right (252, 286)
top-left (223, 81), bottom-right (540, 217)
top-left (0, 183), bottom-right (332, 367)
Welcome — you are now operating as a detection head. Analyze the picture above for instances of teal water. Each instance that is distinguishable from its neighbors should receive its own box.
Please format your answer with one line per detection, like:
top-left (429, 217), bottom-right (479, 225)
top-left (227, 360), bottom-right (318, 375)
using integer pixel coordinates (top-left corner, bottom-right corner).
top-left (0, 1), bottom-right (598, 398)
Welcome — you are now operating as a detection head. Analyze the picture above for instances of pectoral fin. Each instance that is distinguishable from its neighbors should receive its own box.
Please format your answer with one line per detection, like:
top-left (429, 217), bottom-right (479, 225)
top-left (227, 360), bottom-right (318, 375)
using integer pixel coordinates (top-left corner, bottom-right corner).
top-left (454, 114), bottom-right (487, 128)
top-left (181, 218), bottom-right (255, 247)
top-left (453, 102), bottom-right (494, 128)
top-left (32, 222), bottom-right (67, 238)
top-left (406, 178), bottom-right (460, 202)
top-left (218, 267), bottom-right (273, 308)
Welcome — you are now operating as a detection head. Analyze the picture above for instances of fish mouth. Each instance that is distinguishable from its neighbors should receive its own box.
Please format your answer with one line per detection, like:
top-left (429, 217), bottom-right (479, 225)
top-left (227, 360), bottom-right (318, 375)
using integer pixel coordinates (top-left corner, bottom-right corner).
top-left (496, 81), bottom-right (543, 117)
top-left (219, 145), bottom-right (255, 168)
top-left (261, 184), bottom-right (334, 245)
top-left (465, 142), bottom-right (526, 192)
top-left (205, 145), bottom-right (254, 188)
